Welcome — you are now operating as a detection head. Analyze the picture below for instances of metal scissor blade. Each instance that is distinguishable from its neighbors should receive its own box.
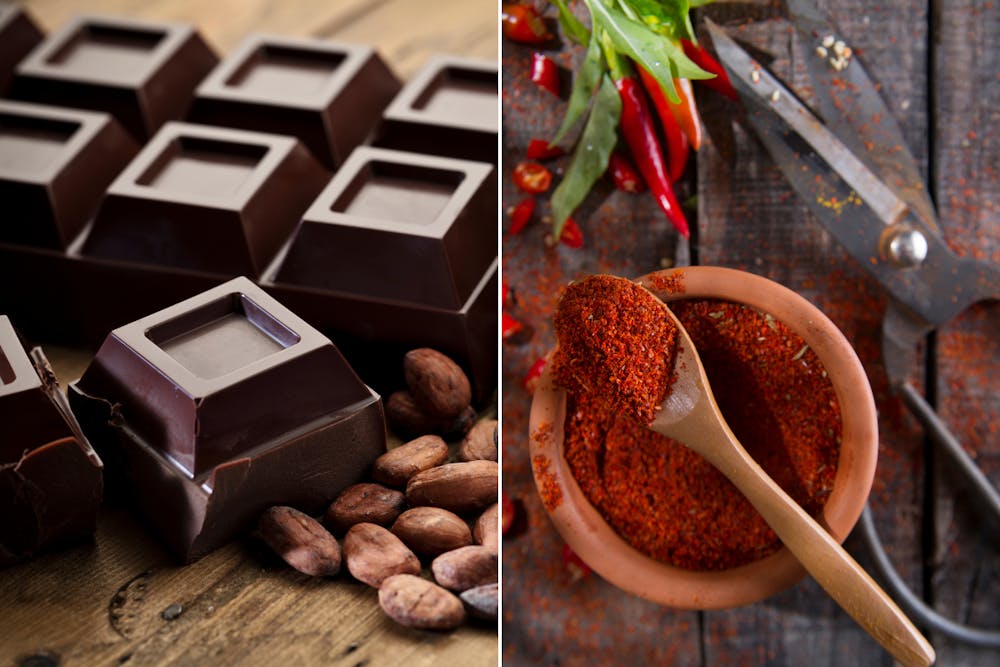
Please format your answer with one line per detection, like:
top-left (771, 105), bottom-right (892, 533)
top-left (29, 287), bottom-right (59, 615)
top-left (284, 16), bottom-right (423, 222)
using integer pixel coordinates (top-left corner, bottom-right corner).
top-left (787, 0), bottom-right (941, 239)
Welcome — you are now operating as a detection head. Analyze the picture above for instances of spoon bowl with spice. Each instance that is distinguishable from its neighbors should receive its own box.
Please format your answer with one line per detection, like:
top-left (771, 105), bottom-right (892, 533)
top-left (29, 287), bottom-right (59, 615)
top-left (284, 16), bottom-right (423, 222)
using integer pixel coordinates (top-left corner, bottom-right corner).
top-left (530, 269), bottom-right (934, 667)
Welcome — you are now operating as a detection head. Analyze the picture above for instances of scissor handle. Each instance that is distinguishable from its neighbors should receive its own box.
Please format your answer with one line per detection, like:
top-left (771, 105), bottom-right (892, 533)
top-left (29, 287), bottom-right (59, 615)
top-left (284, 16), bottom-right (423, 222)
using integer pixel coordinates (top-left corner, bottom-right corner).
top-left (898, 381), bottom-right (1000, 524)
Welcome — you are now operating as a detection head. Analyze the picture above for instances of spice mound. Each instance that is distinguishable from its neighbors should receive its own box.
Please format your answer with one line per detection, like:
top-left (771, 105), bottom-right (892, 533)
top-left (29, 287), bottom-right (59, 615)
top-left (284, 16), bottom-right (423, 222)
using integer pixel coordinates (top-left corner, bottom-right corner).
top-left (552, 275), bottom-right (679, 425)
top-left (562, 299), bottom-right (842, 571)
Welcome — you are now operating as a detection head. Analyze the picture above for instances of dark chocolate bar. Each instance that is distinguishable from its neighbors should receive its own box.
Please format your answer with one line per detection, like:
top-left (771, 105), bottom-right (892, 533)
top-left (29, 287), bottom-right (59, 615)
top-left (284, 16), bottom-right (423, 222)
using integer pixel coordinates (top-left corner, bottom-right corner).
top-left (272, 146), bottom-right (497, 309)
top-left (68, 276), bottom-right (386, 562)
top-left (0, 100), bottom-right (137, 249)
top-left (374, 54), bottom-right (498, 165)
top-left (0, 4), bottom-right (43, 95)
top-left (1, 315), bottom-right (103, 566)
top-left (189, 33), bottom-right (400, 170)
top-left (10, 14), bottom-right (217, 141)
top-left (80, 121), bottom-right (329, 277)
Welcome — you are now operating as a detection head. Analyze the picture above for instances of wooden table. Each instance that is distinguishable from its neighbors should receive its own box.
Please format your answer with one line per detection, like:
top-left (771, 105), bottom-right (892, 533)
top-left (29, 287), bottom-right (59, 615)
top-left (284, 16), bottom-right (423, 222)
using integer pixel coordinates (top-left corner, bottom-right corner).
top-left (501, 1), bottom-right (999, 665)
top-left (1, 1), bottom-right (498, 665)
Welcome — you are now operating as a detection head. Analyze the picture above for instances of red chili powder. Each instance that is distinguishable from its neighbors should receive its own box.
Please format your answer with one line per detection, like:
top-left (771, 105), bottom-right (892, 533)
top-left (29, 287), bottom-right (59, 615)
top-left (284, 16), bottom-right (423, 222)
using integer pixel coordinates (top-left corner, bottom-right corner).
top-left (562, 299), bottom-right (842, 571)
top-left (551, 275), bottom-right (679, 424)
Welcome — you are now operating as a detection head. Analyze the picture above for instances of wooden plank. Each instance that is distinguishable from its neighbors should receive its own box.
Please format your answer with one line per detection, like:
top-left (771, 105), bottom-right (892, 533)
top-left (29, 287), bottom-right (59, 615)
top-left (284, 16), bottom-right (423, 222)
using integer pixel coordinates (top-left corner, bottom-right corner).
top-left (695, 0), bottom-right (931, 663)
top-left (929, 0), bottom-right (1000, 664)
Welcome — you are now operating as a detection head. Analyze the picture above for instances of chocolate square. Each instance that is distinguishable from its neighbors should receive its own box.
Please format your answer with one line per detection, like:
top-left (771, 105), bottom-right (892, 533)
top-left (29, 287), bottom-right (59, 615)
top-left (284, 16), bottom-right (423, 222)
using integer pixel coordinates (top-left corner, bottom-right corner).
top-left (0, 100), bottom-right (137, 249)
top-left (0, 4), bottom-right (43, 95)
top-left (80, 122), bottom-right (329, 277)
top-left (10, 14), bottom-right (217, 140)
top-left (189, 34), bottom-right (400, 170)
top-left (273, 146), bottom-right (496, 309)
top-left (1, 315), bottom-right (103, 566)
top-left (374, 55), bottom-right (498, 164)
top-left (69, 277), bottom-right (386, 561)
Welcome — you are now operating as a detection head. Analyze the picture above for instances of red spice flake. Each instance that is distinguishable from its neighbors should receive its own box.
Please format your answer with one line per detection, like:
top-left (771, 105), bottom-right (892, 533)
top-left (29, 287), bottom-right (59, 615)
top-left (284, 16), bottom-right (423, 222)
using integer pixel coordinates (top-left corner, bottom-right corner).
top-left (561, 543), bottom-right (592, 581)
top-left (558, 218), bottom-right (584, 248)
top-left (526, 138), bottom-right (564, 161)
top-left (522, 357), bottom-right (548, 394)
top-left (513, 161), bottom-right (553, 194)
top-left (501, 491), bottom-right (515, 534)
top-left (508, 196), bottom-right (536, 234)
top-left (644, 270), bottom-right (686, 295)
top-left (562, 299), bottom-right (842, 571)
top-left (502, 312), bottom-right (525, 340)
top-left (552, 275), bottom-right (679, 424)
top-left (532, 453), bottom-right (563, 510)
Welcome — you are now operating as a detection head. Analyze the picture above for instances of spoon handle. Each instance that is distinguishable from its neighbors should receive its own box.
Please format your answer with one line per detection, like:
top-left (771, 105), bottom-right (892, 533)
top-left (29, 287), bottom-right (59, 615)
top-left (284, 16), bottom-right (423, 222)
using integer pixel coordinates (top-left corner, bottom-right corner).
top-left (704, 432), bottom-right (935, 667)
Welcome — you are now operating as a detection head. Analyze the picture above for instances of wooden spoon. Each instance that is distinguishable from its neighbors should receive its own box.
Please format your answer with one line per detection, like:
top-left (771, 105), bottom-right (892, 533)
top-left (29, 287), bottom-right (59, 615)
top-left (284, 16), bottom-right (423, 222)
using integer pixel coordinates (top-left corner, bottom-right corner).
top-left (653, 299), bottom-right (935, 667)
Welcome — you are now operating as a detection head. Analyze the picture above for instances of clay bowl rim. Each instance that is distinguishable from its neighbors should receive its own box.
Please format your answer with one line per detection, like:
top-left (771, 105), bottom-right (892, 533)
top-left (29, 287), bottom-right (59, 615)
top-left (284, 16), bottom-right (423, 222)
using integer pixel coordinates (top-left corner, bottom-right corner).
top-left (528, 266), bottom-right (879, 610)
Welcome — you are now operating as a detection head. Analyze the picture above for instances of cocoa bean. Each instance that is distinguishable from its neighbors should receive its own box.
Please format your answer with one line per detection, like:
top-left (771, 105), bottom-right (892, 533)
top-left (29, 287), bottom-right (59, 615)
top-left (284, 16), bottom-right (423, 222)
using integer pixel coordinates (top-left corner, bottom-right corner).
top-left (386, 391), bottom-right (476, 438)
top-left (473, 503), bottom-right (498, 553)
top-left (431, 545), bottom-right (497, 592)
top-left (458, 419), bottom-right (498, 462)
top-left (406, 460), bottom-right (498, 515)
top-left (378, 574), bottom-right (465, 630)
top-left (258, 506), bottom-right (341, 577)
top-left (403, 348), bottom-right (471, 419)
top-left (372, 435), bottom-right (449, 488)
top-left (323, 483), bottom-right (405, 534)
top-left (392, 506), bottom-right (472, 557)
top-left (343, 522), bottom-right (420, 587)
top-left (460, 583), bottom-right (498, 621)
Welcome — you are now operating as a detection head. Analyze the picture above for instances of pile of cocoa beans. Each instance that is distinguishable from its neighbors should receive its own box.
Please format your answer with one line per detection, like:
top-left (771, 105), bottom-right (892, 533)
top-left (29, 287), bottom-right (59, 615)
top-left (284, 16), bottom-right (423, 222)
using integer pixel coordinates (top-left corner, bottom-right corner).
top-left (257, 348), bottom-right (499, 631)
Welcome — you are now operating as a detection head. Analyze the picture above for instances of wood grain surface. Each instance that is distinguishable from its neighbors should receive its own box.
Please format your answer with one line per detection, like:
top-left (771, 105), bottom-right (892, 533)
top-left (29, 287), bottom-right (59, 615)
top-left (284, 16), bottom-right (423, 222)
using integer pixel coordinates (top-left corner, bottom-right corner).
top-left (1, 1), bottom-right (498, 666)
top-left (501, 0), bottom-right (998, 665)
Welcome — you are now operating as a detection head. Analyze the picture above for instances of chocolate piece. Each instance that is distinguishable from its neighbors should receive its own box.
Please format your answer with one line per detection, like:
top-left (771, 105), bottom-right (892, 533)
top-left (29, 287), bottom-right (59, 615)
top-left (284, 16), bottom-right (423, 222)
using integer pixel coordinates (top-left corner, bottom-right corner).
top-left (374, 55), bottom-right (498, 165)
top-left (0, 4), bottom-right (43, 95)
top-left (0, 100), bottom-right (137, 249)
top-left (68, 277), bottom-right (386, 562)
top-left (189, 34), bottom-right (400, 170)
top-left (273, 146), bottom-right (496, 310)
top-left (0, 315), bottom-right (103, 566)
top-left (81, 122), bottom-right (329, 277)
top-left (10, 14), bottom-right (217, 141)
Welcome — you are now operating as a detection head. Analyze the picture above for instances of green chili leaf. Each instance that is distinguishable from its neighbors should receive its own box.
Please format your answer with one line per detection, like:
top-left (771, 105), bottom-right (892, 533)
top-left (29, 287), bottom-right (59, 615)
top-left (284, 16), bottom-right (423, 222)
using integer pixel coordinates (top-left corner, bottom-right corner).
top-left (627, 0), bottom-right (687, 38)
top-left (552, 0), bottom-right (591, 45)
top-left (587, 0), bottom-right (710, 102)
top-left (551, 73), bottom-right (622, 238)
top-left (550, 29), bottom-right (606, 147)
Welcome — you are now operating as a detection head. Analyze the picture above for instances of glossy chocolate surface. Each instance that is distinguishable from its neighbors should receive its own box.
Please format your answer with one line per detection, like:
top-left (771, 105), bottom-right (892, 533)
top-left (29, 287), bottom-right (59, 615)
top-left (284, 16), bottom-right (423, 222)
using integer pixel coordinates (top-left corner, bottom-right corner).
top-left (10, 15), bottom-right (217, 140)
top-left (0, 4), bottom-right (43, 94)
top-left (375, 55), bottom-right (498, 165)
top-left (0, 100), bottom-right (137, 249)
top-left (0, 315), bottom-right (103, 566)
top-left (273, 146), bottom-right (496, 309)
top-left (69, 277), bottom-right (386, 561)
top-left (81, 122), bottom-right (329, 277)
top-left (190, 34), bottom-right (400, 170)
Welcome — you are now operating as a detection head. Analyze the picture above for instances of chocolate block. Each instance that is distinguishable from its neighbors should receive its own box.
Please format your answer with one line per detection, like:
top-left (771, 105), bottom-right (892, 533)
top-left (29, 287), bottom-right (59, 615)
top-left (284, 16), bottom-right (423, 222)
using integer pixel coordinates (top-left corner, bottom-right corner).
top-left (273, 146), bottom-right (496, 310)
top-left (0, 100), bottom-right (137, 249)
top-left (80, 122), bottom-right (329, 277)
top-left (374, 55), bottom-right (498, 164)
top-left (10, 14), bottom-right (217, 141)
top-left (189, 34), bottom-right (400, 170)
top-left (68, 277), bottom-right (386, 562)
top-left (0, 315), bottom-right (103, 566)
top-left (0, 4), bottom-right (43, 94)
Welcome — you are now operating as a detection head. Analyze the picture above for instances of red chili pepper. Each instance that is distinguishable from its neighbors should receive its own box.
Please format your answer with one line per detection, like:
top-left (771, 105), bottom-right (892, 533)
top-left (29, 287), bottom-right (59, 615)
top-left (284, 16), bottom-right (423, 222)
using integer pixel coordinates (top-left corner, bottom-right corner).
top-left (670, 77), bottom-right (703, 151)
top-left (501, 491), bottom-right (515, 534)
top-left (638, 66), bottom-right (689, 182)
top-left (512, 161), bottom-right (552, 194)
top-left (526, 138), bottom-right (564, 161)
top-left (681, 39), bottom-right (739, 101)
top-left (559, 217), bottom-right (583, 248)
top-left (500, 4), bottom-right (553, 44)
top-left (508, 196), bottom-right (536, 234)
top-left (530, 52), bottom-right (560, 96)
top-left (502, 312), bottom-right (524, 340)
top-left (522, 357), bottom-right (547, 394)
top-left (561, 543), bottom-right (592, 580)
top-left (614, 76), bottom-right (690, 238)
top-left (608, 151), bottom-right (644, 193)
top-left (501, 280), bottom-right (512, 306)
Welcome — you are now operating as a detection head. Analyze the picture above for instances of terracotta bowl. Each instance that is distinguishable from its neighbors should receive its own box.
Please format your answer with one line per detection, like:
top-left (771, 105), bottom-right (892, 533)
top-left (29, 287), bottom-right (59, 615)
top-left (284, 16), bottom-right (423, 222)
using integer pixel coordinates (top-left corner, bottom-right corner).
top-left (528, 267), bottom-right (879, 609)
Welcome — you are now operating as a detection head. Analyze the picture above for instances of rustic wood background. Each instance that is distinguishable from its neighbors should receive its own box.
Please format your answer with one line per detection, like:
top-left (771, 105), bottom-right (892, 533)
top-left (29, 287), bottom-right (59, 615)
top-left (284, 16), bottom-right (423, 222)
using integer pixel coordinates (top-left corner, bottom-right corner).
top-left (1, 1), bottom-right (498, 666)
top-left (501, 0), bottom-right (999, 665)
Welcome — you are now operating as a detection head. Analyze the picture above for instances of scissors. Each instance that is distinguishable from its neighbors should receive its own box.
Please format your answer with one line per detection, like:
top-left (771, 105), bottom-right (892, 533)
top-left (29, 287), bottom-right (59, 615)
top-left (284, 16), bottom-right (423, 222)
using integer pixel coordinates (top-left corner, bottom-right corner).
top-left (706, 0), bottom-right (1000, 646)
